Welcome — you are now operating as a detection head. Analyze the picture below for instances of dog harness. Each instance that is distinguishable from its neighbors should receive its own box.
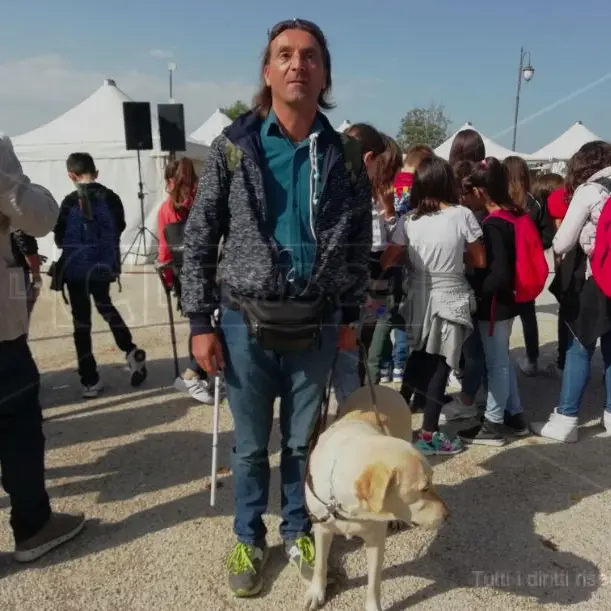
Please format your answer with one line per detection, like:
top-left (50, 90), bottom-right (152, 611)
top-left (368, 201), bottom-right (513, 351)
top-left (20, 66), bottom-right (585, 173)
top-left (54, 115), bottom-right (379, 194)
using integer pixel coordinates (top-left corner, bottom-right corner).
top-left (306, 456), bottom-right (354, 524)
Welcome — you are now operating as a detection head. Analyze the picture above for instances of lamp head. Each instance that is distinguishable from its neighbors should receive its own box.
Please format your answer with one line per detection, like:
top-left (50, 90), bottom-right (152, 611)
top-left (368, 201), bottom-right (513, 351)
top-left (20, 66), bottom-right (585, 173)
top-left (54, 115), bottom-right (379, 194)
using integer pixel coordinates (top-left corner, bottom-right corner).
top-left (523, 64), bottom-right (535, 81)
top-left (168, 62), bottom-right (177, 72)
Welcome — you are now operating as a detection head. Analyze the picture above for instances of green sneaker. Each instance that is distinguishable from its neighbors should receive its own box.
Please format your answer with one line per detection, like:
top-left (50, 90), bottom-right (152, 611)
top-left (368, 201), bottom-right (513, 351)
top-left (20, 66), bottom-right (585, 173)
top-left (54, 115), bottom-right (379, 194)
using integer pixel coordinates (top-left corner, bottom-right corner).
top-left (414, 431), bottom-right (464, 456)
top-left (283, 533), bottom-right (315, 582)
top-left (226, 541), bottom-right (269, 597)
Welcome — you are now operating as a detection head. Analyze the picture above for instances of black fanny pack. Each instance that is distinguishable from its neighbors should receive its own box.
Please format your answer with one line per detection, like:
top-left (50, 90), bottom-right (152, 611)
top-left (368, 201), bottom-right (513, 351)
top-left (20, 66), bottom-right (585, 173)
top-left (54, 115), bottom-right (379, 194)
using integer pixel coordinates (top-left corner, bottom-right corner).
top-left (232, 295), bottom-right (331, 352)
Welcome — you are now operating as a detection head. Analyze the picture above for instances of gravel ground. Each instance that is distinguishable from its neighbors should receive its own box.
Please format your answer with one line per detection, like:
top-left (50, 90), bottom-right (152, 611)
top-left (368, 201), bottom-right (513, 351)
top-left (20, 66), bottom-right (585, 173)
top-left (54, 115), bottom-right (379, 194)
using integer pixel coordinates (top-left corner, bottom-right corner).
top-left (1, 264), bottom-right (610, 610)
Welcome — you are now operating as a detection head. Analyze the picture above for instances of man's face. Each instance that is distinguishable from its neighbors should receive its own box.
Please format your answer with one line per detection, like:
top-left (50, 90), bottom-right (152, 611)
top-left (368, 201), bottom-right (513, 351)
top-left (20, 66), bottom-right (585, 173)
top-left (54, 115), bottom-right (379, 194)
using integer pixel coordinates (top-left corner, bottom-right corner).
top-left (264, 28), bottom-right (327, 109)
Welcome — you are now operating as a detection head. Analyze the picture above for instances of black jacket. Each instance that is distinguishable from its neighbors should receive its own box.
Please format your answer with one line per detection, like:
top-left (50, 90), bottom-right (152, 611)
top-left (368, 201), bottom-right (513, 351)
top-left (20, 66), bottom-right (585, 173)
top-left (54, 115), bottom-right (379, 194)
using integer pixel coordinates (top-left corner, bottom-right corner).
top-left (180, 110), bottom-right (372, 334)
top-left (471, 216), bottom-right (518, 322)
top-left (525, 193), bottom-right (555, 250)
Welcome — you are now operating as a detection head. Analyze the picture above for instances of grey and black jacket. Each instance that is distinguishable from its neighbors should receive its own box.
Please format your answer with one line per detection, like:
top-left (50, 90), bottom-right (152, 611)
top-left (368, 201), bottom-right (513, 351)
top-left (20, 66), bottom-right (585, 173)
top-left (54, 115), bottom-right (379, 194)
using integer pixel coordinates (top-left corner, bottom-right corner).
top-left (181, 110), bottom-right (373, 335)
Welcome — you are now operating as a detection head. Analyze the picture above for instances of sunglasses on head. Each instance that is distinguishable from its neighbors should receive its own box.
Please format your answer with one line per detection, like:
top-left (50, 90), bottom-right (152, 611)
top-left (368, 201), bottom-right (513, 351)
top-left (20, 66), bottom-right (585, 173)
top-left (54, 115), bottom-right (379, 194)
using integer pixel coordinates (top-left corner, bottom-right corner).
top-left (267, 18), bottom-right (324, 42)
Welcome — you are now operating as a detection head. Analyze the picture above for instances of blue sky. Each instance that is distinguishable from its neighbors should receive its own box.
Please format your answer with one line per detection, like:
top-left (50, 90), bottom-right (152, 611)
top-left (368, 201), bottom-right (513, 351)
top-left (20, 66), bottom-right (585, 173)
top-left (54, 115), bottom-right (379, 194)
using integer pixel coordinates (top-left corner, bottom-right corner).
top-left (1, 0), bottom-right (609, 153)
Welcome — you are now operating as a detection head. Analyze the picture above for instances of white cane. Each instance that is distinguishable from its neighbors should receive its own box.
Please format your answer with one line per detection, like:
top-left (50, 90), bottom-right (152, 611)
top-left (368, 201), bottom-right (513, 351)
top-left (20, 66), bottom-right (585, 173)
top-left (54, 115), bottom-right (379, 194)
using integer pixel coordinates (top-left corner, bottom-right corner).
top-left (210, 308), bottom-right (222, 507)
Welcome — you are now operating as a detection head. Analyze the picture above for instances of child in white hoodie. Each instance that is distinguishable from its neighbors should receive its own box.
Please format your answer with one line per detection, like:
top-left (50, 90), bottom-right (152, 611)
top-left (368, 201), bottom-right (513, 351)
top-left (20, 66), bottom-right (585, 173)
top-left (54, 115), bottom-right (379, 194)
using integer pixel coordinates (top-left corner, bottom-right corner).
top-left (531, 141), bottom-right (611, 442)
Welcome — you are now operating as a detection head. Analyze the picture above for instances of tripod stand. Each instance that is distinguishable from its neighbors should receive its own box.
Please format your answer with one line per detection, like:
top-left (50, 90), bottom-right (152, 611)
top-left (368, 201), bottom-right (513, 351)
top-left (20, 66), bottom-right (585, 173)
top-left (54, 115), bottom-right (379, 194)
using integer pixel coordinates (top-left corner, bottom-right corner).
top-left (122, 148), bottom-right (158, 266)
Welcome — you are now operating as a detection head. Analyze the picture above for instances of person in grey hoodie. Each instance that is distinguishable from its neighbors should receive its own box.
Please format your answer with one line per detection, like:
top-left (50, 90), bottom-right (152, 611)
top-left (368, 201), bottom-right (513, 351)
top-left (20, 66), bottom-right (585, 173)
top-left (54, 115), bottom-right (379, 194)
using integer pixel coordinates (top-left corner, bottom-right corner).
top-left (180, 19), bottom-right (372, 597)
top-left (0, 135), bottom-right (85, 562)
top-left (531, 141), bottom-right (611, 443)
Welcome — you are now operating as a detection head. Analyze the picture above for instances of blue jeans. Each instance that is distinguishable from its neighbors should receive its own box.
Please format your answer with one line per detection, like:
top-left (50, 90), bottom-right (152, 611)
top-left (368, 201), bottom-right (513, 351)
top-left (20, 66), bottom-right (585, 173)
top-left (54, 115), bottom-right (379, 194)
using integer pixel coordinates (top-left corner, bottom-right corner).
top-left (332, 348), bottom-right (360, 404)
top-left (392, 327), bottom-right (408, 370)
top-left (478, 319), bottom-right (522, 423)
top-left (220, 306), bottom-right (340, 545)
top-left (557, 330), bottom-right (611, 417)
top-left (378, 310), bottom-right (408, 372)
top-left (462, 322), bottom-right (487, 398)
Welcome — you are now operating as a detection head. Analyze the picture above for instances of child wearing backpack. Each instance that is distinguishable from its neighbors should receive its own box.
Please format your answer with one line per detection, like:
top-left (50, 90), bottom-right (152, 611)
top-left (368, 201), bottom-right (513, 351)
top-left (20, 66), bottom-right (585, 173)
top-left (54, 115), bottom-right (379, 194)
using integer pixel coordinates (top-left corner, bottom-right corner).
top-left (54, 152), bottom-right (147, 398)
top-left (531, 141), bottom-right (611, 442)
top-left (457, 157), bottom-right (541, 447)
top-left (503, 155), bottom-right (554, 377)
top-left (157, 157), bottom-right (215, 405)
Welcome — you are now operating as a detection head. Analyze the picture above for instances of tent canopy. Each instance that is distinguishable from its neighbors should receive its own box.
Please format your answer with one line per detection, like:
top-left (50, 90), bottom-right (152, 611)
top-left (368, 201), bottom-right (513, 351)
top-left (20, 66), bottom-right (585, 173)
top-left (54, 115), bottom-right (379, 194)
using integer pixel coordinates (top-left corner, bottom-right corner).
top-left (13, 79), bottom-right (208, 162)
top-left (528, 121), bottom-right (603, 162)
top-left (190, 108), bottom-right (232, 146)
top-left (435, 122), bottom-right (533, 161)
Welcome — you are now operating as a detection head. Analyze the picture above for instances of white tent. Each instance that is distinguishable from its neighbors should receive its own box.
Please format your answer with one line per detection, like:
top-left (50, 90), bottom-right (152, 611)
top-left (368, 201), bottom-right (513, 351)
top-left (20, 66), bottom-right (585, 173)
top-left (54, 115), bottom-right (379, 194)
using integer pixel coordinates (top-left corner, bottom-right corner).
top-left (529, 121), bottom-right (603, 162)
top-left (336, 120), bottom-right (352, 133)
top-left (12, 79), bottom-right (210, 265)
top-left (435, 122), bottom-right (533, 161)
top-left (190, 108), bottom-right (232, 146)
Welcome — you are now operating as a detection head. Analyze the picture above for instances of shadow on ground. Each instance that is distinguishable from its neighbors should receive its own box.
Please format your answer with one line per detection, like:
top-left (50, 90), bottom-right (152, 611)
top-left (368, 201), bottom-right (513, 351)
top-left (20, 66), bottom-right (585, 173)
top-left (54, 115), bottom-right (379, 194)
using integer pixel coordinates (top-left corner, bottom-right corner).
top-left (1, 336), bottom-right (609, 608)
top-left (40, 356), bottom-right (189, 411)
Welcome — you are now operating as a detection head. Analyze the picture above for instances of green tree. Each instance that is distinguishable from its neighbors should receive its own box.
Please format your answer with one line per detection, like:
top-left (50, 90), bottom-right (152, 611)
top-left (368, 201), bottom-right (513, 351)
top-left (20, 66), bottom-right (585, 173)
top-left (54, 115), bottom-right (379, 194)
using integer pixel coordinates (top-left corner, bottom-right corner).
top-left (396, 103), bottom-right (451, 152)
top-left (222, 100), bottom-right (250, 121)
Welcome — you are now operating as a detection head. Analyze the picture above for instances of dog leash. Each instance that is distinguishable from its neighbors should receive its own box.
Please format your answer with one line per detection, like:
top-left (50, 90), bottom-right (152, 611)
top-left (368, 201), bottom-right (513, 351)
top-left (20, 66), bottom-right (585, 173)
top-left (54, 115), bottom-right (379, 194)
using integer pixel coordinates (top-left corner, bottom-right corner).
top-left (357, 337), bottom-right (385, 432)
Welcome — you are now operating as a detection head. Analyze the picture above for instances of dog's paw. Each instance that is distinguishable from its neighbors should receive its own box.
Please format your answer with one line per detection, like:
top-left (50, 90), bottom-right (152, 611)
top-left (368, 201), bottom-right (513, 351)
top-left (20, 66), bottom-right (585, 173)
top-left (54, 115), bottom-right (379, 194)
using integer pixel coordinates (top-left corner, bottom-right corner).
top-left (304, 582), bottom-right (326, 609)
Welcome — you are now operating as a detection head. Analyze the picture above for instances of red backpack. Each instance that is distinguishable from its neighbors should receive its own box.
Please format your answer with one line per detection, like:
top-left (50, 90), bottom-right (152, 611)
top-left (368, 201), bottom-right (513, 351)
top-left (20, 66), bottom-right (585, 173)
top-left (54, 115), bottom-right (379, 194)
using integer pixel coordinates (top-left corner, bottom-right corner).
top-left (486, 209), bottom-right (549, 303)
top-left (590, 178), bottom-right (611, 298)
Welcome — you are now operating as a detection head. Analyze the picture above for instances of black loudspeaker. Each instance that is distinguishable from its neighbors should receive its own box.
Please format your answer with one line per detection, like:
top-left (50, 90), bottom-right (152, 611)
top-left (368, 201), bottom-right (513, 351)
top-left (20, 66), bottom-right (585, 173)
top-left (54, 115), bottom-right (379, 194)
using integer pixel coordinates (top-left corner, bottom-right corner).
top-left (122, 101), bottom-right (153, 150)
top-left (158, 103), bottom-right (187, 152)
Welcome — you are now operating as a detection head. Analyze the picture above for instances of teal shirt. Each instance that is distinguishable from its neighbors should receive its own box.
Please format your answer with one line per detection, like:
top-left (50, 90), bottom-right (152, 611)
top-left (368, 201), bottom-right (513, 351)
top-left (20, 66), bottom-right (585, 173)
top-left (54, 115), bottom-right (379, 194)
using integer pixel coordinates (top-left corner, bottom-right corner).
top-left (259, 110), bottom-right (324, 294)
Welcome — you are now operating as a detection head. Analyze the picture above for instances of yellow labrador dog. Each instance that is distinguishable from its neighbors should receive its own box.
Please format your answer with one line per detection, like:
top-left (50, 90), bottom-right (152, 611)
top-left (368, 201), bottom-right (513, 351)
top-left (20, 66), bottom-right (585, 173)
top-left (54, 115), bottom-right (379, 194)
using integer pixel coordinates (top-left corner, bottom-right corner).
top-left (304, 386), bottom-right (449, 611)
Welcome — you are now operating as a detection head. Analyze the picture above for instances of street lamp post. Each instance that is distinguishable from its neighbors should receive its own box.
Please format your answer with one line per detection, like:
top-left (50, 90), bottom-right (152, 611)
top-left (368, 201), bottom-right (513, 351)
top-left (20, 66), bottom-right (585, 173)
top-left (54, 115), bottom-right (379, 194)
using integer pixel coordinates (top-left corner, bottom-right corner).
top-left (168, 62), bottom-right (177, 103)
top-left (512, 47), bottom-right (535, 151)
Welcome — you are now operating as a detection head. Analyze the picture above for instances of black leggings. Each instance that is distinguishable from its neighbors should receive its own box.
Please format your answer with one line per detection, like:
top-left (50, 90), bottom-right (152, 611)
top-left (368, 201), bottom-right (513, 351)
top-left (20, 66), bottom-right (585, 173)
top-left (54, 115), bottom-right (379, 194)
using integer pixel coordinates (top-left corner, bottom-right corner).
top-left (401, 349), bottom-right (450, 432)
top-left (518, 300), bottom-right (539, 364)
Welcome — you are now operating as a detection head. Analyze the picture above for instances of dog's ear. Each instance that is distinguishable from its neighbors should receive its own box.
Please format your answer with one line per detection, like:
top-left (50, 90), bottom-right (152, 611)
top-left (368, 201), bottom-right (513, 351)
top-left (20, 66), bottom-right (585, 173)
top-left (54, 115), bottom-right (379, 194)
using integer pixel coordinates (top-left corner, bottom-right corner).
top-left (355, 462), bottom-right (395, 513)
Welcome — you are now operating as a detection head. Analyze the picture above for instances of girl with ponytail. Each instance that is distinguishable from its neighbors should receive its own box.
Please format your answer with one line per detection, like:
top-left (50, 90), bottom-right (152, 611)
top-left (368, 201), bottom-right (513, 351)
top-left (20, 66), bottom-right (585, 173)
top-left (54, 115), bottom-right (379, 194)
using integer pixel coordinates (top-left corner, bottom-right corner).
top-left (157, 157), bottom-right (215, 405)
top-left (456, 157), bottom-right (528, 447)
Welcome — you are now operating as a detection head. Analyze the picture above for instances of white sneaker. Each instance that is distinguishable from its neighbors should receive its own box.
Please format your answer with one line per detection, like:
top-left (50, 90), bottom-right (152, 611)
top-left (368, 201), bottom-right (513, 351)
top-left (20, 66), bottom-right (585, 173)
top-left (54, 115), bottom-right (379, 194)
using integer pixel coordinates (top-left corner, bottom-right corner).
top-left (601, 411), bottom-right (611, 432)
top-left (392, 367), bottom-right (403, 383)
top-left (446, 370), bottom-right (463, 393)
top-left (379, 368), bottom-right (391, 383)
top-left (126, 348), bottom-right (147, 387)
top-left (530, 408), bottom-right (578, 442)
top-left (439, 397), bottom-right (478, 424)
top-left (82, 380), bottom-right (104, 399)
top-left (517, 356), bottom-right (537, 376)
top-left (174, 374), bottom-right (215, 405)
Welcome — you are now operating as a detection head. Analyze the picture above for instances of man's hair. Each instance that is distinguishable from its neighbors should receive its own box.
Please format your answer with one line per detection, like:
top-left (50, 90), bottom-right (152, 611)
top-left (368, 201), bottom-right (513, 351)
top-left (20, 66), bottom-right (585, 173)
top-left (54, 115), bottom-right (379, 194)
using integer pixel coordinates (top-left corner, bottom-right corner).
top-left (253, 18), bottom-right (334, 115)
top-left (404, 144), bottom-right (433, 169)
top-left (66, 152), bottom-right (97, 176)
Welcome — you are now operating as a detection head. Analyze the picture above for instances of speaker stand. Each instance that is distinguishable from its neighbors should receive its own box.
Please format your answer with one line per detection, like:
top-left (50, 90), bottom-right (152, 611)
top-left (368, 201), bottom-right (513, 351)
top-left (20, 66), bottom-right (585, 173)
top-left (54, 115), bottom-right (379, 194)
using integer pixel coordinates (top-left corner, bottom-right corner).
top-left (122, 148), bottom-right (158, 266)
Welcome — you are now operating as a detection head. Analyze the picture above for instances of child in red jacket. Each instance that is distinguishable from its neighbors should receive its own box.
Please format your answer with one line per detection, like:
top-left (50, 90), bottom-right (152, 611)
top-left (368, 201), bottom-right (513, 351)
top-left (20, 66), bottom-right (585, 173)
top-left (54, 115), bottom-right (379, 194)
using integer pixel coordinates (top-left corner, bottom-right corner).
top-left (157, 157), bottom-right (214, 404)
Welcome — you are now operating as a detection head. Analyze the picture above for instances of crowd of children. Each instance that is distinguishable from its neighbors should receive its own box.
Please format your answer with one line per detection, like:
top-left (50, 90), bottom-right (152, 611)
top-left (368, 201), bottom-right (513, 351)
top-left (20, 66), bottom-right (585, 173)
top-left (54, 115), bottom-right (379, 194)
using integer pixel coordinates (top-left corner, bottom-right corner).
top-left (327, 126), bottom-right (611, 454)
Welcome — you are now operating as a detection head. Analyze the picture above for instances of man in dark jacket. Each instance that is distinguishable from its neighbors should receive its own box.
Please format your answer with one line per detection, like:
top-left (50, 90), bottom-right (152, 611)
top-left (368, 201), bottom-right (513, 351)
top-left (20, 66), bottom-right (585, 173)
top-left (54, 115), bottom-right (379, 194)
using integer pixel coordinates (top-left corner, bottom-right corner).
top-left (181, 19), bottom-right (372, 597)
